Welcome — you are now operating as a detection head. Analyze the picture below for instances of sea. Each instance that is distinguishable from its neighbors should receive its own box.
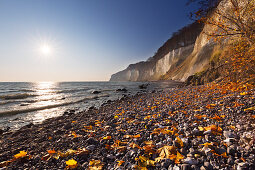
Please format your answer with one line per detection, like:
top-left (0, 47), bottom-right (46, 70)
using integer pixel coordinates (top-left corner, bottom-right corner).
top-left (0, 81), bottom-right (181, 130)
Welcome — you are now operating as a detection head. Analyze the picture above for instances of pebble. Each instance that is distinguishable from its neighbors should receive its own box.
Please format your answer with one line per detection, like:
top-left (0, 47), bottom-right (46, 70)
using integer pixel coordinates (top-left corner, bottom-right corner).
top-left (0, 84), bottom-right (254, 169)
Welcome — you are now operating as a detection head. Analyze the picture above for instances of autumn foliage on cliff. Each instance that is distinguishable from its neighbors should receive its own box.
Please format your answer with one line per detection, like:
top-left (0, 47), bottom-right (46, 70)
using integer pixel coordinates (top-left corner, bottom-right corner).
top-left (191, 0), bottom-right (255, 85)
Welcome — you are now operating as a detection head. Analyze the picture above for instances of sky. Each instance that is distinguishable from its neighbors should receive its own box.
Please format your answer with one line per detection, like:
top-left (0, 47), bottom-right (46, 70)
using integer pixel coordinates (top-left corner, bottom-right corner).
top-left (0, 0), bottom-right (198, 82)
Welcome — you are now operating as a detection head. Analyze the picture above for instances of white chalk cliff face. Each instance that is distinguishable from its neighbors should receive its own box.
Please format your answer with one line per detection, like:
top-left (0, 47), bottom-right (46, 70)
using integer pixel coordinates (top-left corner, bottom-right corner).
top-left (110, 0), bottom-right (230, 82)
top-left (110, 45), bottom-right (195, 81)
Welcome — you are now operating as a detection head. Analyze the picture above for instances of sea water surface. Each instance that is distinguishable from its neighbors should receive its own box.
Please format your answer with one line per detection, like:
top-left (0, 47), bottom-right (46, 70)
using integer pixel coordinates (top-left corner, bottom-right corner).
top-left (0, 81), bottom-right (180, 130)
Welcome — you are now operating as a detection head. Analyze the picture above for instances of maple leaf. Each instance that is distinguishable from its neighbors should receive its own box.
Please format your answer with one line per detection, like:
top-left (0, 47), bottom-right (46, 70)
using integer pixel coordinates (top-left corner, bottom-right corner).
top-left (66, 159), bottom-right (78, 169)
top-left (14, 151), bottom-right (27, 159)
top-left (157, 146), bottom-right (177, 159)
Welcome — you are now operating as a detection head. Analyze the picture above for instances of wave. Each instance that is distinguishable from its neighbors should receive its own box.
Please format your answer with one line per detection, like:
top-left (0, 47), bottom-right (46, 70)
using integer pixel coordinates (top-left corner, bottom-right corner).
top-left (0, 93), bottom-right (38, 100)
top-left (0, 93), bottom-right (110, 117)
top-left (0, 100), bottom-right (17, 105)
top-left (56, 88), bottom-right (89, 94)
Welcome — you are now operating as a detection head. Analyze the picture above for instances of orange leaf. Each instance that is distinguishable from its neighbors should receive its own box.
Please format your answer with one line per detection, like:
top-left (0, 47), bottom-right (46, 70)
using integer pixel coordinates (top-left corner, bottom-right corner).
top-left (47, 149), bottom-right (56, 155)
top-left (14, 151), bottom-right (27, 159)
top-left (72, 131), bottom-right (78, 138)
top-left (117, 160), bottom-right (125, 166)
top-left (129, 143), bottom-right (141, 149)
top-left (176, 137), bottom-right (184, 148)
top-left (133, 134), bottom-right (141, 138)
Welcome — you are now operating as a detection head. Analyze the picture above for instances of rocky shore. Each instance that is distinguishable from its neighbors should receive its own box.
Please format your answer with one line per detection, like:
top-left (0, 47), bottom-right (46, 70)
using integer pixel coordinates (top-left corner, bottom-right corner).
top-left (0, 82), bottom-right (254, 169)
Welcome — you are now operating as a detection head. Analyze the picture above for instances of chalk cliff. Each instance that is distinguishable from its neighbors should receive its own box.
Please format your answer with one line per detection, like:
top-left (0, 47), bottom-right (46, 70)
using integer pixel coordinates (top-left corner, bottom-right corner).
top-left (110, 0), bottom-right (229, 82)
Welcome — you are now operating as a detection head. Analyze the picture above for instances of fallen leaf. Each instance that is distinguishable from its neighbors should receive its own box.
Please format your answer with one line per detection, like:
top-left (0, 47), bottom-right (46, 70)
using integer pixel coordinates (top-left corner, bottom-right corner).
top-left (89, 160), bottom-right (104, 170)
top-left (175, 151), bottom-right (184, 164)
top-left (0, 160), bottom-right (12, 168)
top-left (133, 134), bottom-right (141, 138)
top-left (14, 151), bottom-right (27, 159)
top-left (58, 149), bottom-right (77, 158)
top-left (117, 160), bottom-right (125, 166)
top-left (200, 142), bottom-right (213, 147)
top-left (157, 146), bottom-right (177, 158)
top-left (176, 137), bottom-right (184, 148)
top-left (47, 149), bottom-right (56, 155)
top-left (103, 136), bottom-right (111, 140)
top-left (244, 107), bottom-right (255, 111)
top-left (129, 143), bottom-right (141, 149)
top-left (84, 125), bottom-right (93, 130)
top-left (144, 141), bottom-right (153, 145)
top-left (66, 159), bottom-right (78, 169)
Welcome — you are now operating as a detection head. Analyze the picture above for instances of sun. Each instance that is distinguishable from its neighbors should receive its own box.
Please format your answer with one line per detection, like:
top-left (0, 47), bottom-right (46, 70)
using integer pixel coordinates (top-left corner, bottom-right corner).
top-left (40, 44), bottom-right (52, 55)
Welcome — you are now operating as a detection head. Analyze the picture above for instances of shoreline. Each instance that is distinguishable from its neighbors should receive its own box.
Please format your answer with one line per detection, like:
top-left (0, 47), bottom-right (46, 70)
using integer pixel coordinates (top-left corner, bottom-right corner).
top-left (0, 84), bottom-right (254, 169)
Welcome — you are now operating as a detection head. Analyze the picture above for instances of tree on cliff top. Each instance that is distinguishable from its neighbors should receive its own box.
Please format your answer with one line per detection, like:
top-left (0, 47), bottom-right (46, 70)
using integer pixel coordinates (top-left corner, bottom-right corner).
top-left (188, 0), bottom-right (255, 84)
top-left (190, 0), bottom-right (255, 44)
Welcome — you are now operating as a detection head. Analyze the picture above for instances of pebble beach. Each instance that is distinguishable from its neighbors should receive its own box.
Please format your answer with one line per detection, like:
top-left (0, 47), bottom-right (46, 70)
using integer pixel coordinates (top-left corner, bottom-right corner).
top-left (0, 82), bottom-right (254, 169)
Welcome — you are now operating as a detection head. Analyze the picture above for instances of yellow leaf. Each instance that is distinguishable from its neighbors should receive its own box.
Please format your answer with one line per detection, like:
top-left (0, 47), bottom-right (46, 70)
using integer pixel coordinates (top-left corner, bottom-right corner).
top-left (114, 115), bottom-right (119, 119)
top-left (200, 142), bottom-right (213, 147)
top-left (198, 127), bottom-right (204, 131)
top-left (103, 136), bottom-right (111, 140)
top-left (66, 159), bottom-right (78, 169)
top-left (244, 107), bottom-right (255, 111)
top-left (240, 92), bottom-right (248, 95)
top-left (14, 151), bottom-right (27, 159)
top-left (157, 146), bottom-right (177, 159)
